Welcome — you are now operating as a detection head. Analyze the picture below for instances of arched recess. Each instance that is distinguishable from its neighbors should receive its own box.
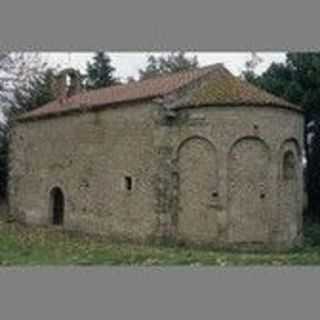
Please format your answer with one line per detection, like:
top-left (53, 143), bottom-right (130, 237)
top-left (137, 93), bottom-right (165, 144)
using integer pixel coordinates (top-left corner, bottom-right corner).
top-left (278, 139), bottom-right (302, 243)
top-left (177, 136), bottom-right (219, 243)
top-left (283, 151), bottom-right (296, 180)
top-left (49, 187), bottom-right (65, 225)
top-left (228, 137), bottom-right (271, 244)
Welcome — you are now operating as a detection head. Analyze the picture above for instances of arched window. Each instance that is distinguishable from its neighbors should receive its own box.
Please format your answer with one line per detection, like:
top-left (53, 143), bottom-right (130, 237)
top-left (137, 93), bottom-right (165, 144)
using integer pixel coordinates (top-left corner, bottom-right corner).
top-left (283, 151), bottom-right (296, 180)
top-left (50, 187), bottom-right (64, 225)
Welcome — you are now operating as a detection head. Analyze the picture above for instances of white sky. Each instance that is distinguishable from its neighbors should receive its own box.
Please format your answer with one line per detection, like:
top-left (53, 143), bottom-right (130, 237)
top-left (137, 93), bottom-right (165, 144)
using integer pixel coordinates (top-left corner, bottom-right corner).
top-left (41, 52), bottom-right (286, 82)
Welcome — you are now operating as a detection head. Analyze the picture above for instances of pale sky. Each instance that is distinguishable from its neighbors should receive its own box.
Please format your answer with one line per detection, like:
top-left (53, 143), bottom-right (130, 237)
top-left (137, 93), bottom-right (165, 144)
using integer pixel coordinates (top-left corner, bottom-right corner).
top-left (41, 52), bottom-right (286, 82)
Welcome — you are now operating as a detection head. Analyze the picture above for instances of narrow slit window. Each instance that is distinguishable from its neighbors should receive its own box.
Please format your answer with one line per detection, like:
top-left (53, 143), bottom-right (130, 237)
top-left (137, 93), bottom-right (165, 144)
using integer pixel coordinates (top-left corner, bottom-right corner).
top-left (125, 176), bottom-right (133, 191)
top-left (50, 187), bottom-right (64, 226)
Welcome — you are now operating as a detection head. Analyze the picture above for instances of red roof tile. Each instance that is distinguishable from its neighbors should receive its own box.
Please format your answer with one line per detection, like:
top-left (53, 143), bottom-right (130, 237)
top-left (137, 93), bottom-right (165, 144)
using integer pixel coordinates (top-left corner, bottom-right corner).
top-left (179, 65), bottom-right (301, 110)
top-left (18, 64), bottom-right (301, 121)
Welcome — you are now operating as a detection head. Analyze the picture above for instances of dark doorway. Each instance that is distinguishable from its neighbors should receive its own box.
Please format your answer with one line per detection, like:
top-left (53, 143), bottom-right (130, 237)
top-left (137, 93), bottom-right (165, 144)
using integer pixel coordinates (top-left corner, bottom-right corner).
top-left (50, 187), bottom-right (64, 225)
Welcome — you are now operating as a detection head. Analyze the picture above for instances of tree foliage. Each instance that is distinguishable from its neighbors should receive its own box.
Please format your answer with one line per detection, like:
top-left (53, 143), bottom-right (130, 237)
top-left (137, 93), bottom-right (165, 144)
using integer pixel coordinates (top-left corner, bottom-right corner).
top-left (139, 51), bottom-right (199, 80)
top-left (0, 54), bottom-right (57, 198)
top-left (86, 51), bottom-right (118, 89)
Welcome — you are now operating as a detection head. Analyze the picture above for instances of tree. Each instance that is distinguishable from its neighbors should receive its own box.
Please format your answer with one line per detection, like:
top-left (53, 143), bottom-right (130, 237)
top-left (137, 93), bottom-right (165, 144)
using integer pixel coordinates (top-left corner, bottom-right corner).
top-left (0, 53), bottom-right (56, 198)
top-left (139, 55), bottom-right (159, 80)
top-left (0, 53), bottom-right (51, 110)
top-left (86, 51), bottom-right (118, 89)
top-left (242, 52), bottom-right (264, 84)
top-left (139, 51), bottom-right (199, 80)
top-left (0, 120), bottom-right (8, 198)
top-left (243, 52), bottom-right (320, 222)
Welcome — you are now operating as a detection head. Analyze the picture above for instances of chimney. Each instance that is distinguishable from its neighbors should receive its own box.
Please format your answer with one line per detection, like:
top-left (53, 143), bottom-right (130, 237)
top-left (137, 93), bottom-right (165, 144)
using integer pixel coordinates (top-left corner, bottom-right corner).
top-left (52, 69), bottom-right (82, 102)
top-left (52, 71), bottom-right (68, 102)
top-left (67, 70), bottom-right (82, 97)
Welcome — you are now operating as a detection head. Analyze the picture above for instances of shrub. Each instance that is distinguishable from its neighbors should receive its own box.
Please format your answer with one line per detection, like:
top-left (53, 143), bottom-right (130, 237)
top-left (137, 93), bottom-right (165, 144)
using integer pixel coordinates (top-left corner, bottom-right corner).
top-left (304, 222), bottom-right (320, 247)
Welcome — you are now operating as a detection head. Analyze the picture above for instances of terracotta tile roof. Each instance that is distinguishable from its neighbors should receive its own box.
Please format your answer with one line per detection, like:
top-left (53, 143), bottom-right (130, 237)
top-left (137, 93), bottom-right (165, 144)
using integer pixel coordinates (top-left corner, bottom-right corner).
top-left (18, 64), bottom-right (301, 121)
top-left (179, 65), bottom-right (301, 110)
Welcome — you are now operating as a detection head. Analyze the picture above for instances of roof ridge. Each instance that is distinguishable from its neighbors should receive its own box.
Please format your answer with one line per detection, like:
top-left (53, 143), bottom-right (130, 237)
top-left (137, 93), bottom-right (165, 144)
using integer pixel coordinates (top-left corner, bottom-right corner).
top-left (20, 63), bottom-right (223, 117)
top-left (83, 63), bottom-right (221, 95)
top-left (17, 63), bottom-right (301, 122)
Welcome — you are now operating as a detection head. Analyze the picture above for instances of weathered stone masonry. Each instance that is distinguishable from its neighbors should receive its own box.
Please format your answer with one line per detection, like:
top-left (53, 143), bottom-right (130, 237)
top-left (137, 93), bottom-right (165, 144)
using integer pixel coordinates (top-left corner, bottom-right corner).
top-left (155, 106), bottom-right (304, 247)
top-left (8, 65), bottom-right (305, 249)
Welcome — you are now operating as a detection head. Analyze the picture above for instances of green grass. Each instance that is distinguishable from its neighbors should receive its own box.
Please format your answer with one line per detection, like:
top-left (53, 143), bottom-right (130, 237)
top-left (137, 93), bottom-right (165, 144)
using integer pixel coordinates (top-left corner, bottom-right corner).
top-left (0, 217), bottom-right (319, 266)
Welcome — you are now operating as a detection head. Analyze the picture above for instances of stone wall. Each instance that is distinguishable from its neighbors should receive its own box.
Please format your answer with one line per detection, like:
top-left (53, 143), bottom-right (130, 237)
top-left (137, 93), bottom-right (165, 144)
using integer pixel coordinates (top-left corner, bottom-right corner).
top-left (8, 102), bottom-right (304, 248)
top-left (9, 102), bottom-right (161, 242)
top-left (155, 105), bottom-right (304, 248)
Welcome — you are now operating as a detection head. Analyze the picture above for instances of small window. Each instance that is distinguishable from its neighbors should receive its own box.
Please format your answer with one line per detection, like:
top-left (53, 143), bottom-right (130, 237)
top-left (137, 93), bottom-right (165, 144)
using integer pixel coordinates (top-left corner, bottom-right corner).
top-left (50, 187), bottom-right (64, 226)
top-left (283, 151), bottom-right (296, 180)
top-left (125, 176), bottom-right (133, 191)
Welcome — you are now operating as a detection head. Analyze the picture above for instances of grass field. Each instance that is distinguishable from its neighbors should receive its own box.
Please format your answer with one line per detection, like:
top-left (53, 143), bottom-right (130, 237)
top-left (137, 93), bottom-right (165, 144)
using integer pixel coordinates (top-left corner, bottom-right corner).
top-left (0, 217), bottom-right (320, 266)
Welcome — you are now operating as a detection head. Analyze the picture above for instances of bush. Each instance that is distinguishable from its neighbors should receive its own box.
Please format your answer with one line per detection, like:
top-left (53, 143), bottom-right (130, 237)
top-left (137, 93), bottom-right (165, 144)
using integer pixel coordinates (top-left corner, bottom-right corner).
top-left (304, 222), bottom-right (320, 247)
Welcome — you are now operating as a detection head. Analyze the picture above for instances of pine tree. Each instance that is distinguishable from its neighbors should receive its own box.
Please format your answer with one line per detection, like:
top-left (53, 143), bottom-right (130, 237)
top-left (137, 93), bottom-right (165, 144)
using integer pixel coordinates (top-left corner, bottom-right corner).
top-left (86, 51), bottom-right (117, 89)
top-left (139, 56), bottom-right (160, 80)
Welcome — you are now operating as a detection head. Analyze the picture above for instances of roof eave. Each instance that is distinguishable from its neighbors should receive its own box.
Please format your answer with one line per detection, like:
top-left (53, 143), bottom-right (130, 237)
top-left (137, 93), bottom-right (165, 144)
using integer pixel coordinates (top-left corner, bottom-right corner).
top-left (172, 102), bottom-right (304, 113)
top-left (16, 95), bottom-right (161, 123)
